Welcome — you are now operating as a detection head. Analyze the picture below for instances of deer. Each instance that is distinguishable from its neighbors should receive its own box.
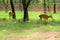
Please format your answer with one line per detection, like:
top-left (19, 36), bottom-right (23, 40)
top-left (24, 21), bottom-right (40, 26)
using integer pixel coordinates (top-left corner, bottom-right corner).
top-left (9, 11), bottom-right (14, 19)
top-left (39, 14), bottom-right (53, 20)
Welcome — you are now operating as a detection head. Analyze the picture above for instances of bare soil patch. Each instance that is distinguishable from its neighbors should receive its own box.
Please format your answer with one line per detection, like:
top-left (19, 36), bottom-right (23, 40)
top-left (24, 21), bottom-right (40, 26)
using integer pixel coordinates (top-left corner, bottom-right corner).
top-left (11, 31), bottom-right (60, 40)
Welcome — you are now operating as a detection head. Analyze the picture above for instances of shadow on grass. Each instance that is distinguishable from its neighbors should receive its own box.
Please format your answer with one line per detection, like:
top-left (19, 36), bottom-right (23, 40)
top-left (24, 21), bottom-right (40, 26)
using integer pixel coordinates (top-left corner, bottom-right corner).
top-left (48, 21), bottom-right (60, 26)
top-left (0, 19), bottom-right (60, 33)
top-left (0, 19), bottom-right (41, 34)
top-left (38, 19), bottom-right (60, 26)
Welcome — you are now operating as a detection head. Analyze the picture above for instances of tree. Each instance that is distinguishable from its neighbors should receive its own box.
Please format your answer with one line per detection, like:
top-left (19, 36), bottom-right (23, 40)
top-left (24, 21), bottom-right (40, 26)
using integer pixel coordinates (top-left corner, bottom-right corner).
top-left (36, 0), bottom-right (39, 3)
top-left (10, 0), bottom-right (16, 19)
top-left (22, 0), bottom-right (32, 22)
top-left (19, 0), bottom-right (22, 11)
top-left (43, 0), bottom-right (46, 13)
top-left (53, 0), bottom-right (56, 13)
top-left (0, 0), bottom-right (2, 4)
top-left (47, 0), bottom-right (50, 12)
top-left (0, 0), bottom-right (2, 9)
top-left (14, 0), bottom-right (17, 4)
top-left (3, 0), bottom-right (8, 12)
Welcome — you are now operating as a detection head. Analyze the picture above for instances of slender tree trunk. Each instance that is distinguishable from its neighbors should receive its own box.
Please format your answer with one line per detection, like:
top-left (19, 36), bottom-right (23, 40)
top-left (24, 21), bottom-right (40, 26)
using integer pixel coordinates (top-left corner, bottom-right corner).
top-left (19, 0), bottom-right (22, 11)
top-left (47, 0), bottom-right (50, 12)
top-left (23, 7), bottom-right (29, 21)
top-left (53, 0), bottom-right (56, 13)
top-left (54, 3), bottom-right (56, 13)
top-left (14, 0), bottom-right (16, 4)
top-left (36, 0), bottom-right (39, 3)
top-left (47, 5), bottom-right (50, 12)
top-left (43, 0), bottom-right (46, 13)
top-left (3, 0), bottom-right (8, 12)
top-left (10, 0), bottom-right (16, 19)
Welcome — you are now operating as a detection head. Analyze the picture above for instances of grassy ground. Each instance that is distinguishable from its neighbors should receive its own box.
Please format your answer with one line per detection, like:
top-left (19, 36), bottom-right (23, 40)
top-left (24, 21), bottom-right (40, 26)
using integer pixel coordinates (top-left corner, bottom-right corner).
top-left (0, 11), bottom-right (60, 40)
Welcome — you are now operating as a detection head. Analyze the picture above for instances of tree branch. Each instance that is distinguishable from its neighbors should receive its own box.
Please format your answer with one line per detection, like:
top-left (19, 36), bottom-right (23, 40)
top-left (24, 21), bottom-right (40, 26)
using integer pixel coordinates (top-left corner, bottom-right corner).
top-left (22, 0), bottom-right (26, 9)
top-left (26, 0), bottom-right (32, 8)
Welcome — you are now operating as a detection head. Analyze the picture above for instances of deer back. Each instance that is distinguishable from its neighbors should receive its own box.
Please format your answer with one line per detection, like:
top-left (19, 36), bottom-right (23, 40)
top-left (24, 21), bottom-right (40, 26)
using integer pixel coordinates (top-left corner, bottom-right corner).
top-left (39, 14), bottom-right (52, 19)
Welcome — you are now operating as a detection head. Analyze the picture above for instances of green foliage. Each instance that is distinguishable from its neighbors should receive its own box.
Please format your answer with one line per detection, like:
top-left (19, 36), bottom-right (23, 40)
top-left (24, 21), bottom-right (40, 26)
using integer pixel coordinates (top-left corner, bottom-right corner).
top-left (0, 0), bottom-right (59, 5)
top-left (39, 0), bottom-right (44, 4)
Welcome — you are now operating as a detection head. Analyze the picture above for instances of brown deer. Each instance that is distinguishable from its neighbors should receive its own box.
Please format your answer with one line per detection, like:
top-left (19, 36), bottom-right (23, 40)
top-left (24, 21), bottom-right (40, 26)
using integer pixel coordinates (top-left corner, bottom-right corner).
top-left (9, 11), bottom-right (14, 19)
top-left (39, 14), bottom-right (52, 20)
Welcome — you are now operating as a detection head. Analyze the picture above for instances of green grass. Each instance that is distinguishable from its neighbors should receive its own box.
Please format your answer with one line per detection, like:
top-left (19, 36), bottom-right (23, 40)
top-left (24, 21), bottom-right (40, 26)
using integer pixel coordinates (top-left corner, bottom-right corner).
top-left (0, 11), bottom-right (60, 40)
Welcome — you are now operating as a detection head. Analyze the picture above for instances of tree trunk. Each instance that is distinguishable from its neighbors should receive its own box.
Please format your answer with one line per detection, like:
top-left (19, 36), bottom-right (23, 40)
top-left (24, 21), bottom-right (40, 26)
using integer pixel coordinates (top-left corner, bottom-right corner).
top-left (36, 0), bottom-right (39, 3)
top-left (14, 0), bottom-right (17, 4)
top-left (23, 7), bottom-right (29, 21)
top-left (19, 0), bottom-right (22, 11)
top-left (43, 0), bottom-right (46, 13)
top-left (47, 0), bottom-right (50, 12)
top-left (54, 4), bottom-right (56, 13)
top-left (22, 0), bottom-right (31, 22)
top-left (47, 5), bottom-right (50, 12)
top-left (53, 0), bottom-right (56, 13)
top-left (10, 0), bottom-right (16, 19)
top-left (3, 0), bottom-right (8, 12)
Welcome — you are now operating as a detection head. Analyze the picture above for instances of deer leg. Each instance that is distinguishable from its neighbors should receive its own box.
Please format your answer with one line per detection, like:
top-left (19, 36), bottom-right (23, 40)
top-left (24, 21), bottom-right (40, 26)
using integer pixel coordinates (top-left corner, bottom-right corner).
top-left (44, 19), bottom-right (48, 24)
top-left (40, 18), bottom-right (43, 24)
top-left (40, 18), bottom-right (42, 22)
top-left (40, 18), bottom-right (42, 20)
top-left (40, 17), bottom-right (42, 20)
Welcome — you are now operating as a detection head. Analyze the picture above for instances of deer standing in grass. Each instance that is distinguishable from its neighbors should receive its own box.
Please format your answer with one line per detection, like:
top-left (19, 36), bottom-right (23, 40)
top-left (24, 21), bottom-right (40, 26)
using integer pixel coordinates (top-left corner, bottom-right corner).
top-left (9, 11), bottom-right (14, 19)
top-left (39, 14), bottom-right (53, 20)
